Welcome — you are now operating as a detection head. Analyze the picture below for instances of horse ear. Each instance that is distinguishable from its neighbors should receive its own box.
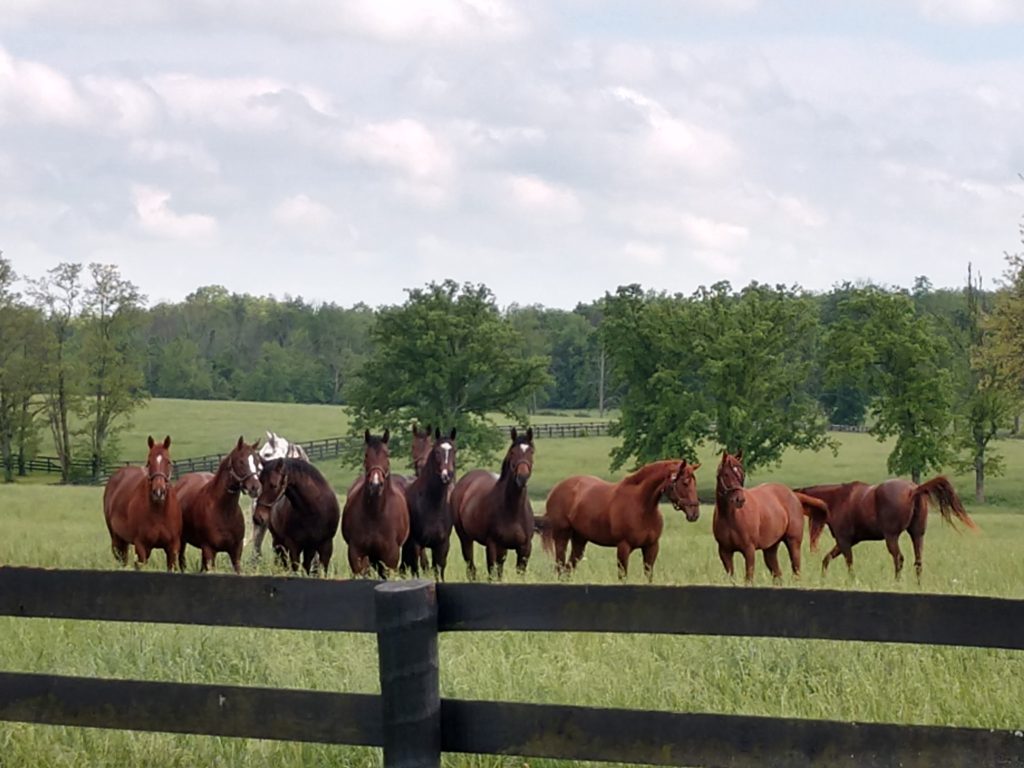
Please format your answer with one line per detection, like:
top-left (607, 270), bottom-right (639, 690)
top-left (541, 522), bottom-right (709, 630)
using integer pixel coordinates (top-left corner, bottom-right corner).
top-left (382, 428), bottom-right (390, 444)
top-left (449, 428), bottom-right (457, 441)
top-left (364, 429), bottom-right (371, 444)
top-left (510, 427), bottom-right (518, 442)
top-left (236, 435), bottom-right (245, 449)
top-left (147, 435), bottom-right (155, 448)
top-left (692, 462), bottom-right (701, 471)
top-left (526, 427), bottom-right (533, 443)
top-left (736, 448), bottom-right (744, 461)
top-left (411, 423), bottom-right (419, 437)
top-left (252, 438), bottom-right (261, 450)
top-left (163, 436), bottom-right (172, 449)
top-left (434, 427), bottom-right (441, 440)
top-left (266, 430), bottom-right (273, 441)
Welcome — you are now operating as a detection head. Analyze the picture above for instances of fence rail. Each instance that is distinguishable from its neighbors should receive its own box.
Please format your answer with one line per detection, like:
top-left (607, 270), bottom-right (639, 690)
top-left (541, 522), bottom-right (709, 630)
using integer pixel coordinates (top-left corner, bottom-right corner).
top-left (22, 421), bottom-right (871, 484)
top-left (0, 566), bottom-right (1021, 767)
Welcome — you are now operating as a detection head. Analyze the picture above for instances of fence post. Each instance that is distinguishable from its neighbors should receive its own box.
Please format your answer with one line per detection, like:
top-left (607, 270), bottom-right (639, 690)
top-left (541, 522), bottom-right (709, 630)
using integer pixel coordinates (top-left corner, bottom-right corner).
top-left (374, 580), bottom-right (441, 768)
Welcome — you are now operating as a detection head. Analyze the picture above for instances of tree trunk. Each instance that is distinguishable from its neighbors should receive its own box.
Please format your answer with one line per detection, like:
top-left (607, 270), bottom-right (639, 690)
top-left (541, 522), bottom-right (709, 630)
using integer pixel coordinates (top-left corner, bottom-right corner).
top-left (975, 450), bottom-right (985, 505)
top-left (1015, 413), bottom-right (1021, 435)
top-left (598, 346), bottom-right (606, 417)
top-left (911, 467), bottom-right (921, 484)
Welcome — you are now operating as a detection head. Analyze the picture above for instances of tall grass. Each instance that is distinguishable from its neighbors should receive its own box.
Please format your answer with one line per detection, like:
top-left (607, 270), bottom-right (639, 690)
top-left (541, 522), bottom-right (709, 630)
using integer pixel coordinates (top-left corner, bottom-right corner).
top-left (1, 400), bottom-right (1022, 767)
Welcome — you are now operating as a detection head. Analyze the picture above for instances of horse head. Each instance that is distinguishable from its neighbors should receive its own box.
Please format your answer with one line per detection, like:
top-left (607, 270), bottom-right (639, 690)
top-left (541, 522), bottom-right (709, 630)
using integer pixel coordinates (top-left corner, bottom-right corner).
top-left (254, 458), bottom-right (288, 527)
top-left (717, 449), bottom-right (746, 509)
top-left (504, 427), bottom-right (535, 489)
top-left (228, 435), bottom-right (263, 498)
top-left (364, 428), bottom-right (391, 497)
top-left (411, 423), bottom-right (432, 477)
top-left (430, 427), bottom-right (457, 485)
top-left (259, 431), bottom-right (287, 462)
top-left (145, 435), bottom-right (173, 503)
top-left (666, 459), bottom-right (701, 521)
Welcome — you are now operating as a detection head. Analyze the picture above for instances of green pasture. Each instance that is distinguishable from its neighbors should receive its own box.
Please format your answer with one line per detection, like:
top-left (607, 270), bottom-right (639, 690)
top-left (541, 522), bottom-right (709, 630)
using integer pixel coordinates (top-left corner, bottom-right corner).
top-left (1, 400), bottom-right (1022, 767)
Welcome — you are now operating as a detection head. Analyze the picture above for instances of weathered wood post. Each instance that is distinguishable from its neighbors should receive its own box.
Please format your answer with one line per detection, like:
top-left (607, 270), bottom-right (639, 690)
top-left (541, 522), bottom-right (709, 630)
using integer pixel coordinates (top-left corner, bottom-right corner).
top-left (374, 579), bottom-right (441, 768)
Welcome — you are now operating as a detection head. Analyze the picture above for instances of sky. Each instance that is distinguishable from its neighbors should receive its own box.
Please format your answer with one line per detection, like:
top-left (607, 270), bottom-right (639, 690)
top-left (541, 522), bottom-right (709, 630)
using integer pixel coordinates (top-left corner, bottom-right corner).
top-left (2, 0), bottom-right (1023, 310)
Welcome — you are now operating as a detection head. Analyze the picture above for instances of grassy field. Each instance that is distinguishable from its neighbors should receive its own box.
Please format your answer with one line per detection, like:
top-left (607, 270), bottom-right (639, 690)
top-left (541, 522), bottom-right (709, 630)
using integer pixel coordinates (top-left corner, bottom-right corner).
top-left (1, 399), bottom-right (1022, 767)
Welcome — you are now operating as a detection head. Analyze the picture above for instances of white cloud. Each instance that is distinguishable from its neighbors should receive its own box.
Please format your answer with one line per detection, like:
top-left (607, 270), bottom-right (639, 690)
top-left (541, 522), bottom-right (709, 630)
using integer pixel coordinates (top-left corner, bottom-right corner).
top-left (911, 0), bottom-right (1024, 24)
top-left (623, 241), bottom-right (665, 266)
top-left (129, 139), bottom-right (219, 174)
top-left (0, 47), bottom-right (88, 126)
top-left (133, 185), bottom-right (217, 240)
top-left (507, 174), bottom-right (584, 221)
top-left (272, 194), bottom-right (335, 230)
top-left (343, 118), bottom-right (454, 185)
top-left (608, 86), bottom-right (738, 176)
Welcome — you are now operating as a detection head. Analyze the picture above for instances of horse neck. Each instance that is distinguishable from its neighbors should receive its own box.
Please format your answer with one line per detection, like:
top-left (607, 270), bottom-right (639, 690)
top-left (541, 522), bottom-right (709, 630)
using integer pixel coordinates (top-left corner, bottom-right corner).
top-left (625, 460), bottom-right (677, 513)
top-left (715, 475), bottom-right (739, 516)
top-left (211, 458), bottom-right (241, 501)
top-left (416, 463), bottom-right (448, 504)
top-left (496, 471), bottom-right (529, 514)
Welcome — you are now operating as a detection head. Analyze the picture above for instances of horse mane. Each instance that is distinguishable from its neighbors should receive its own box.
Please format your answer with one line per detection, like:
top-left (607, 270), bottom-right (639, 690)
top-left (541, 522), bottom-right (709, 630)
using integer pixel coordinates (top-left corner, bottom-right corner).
top-left (622, 459), bottom-right (678, 487)
top-left (267, 457), bottom-right (327, 483)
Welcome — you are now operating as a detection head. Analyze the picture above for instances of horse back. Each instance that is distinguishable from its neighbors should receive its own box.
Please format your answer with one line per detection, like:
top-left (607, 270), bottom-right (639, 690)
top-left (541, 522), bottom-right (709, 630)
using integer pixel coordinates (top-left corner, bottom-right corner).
top-left (743, 483), bottom-right (804, 544)
top-left (544, 474), bottom-right (594, 525)
top-left (174, 471), bottom-right (216, 516)
top-left (103, 466), bottom-right (146, 521)
top-left (451, 469), bottom-right (500, 537)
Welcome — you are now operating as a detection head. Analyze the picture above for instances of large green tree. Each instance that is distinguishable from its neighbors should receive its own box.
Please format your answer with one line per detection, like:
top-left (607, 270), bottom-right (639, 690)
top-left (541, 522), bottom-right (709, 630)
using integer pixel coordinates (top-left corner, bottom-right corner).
top-left (824, 285), bottom-right (955, 482)
top-left (603, 282), bottom-right (833, 472)
top-left (346, 280), bottom-right (551, 464)
top-left (77, 264), bottom-right (149, 479)
top-left (28, 262), bottom-right (83, 482)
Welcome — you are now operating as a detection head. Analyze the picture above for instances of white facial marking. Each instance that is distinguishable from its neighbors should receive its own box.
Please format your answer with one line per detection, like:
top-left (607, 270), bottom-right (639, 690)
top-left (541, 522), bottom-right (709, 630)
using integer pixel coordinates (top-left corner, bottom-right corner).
top-left (155, 456), bottom-right (163, 466)
top-left (520, 444), bottom-right (528, 453)
top-left (440, 442), bottom-right (452, 451)
top-left (248, 455), bottom-right (258, 477)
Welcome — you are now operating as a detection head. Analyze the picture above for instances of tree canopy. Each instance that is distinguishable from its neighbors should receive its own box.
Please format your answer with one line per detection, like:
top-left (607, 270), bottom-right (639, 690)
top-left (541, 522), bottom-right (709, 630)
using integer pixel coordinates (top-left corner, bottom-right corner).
top-left (345, 281), bottom-right (552, 464)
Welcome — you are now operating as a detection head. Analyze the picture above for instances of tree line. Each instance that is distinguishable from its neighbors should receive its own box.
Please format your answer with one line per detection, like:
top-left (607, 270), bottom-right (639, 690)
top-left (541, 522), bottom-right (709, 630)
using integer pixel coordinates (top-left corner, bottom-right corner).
top-left (2, 244), bottom-right (1024, 501)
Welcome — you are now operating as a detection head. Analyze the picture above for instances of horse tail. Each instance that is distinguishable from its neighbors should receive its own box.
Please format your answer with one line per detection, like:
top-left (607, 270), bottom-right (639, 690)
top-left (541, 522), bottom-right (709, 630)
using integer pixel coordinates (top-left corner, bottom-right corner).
top-left (533, 514), bottom-right (555, 556)
top-left (793, 492), bottom-right (830, 552)
top-left (912, 476), bottom-right (978, 531)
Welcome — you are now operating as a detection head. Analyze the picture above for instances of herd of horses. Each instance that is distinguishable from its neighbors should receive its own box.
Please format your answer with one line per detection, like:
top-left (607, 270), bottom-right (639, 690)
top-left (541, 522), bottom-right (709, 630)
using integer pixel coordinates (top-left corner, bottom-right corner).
top-left (101, 426), bottom-right (978, 584)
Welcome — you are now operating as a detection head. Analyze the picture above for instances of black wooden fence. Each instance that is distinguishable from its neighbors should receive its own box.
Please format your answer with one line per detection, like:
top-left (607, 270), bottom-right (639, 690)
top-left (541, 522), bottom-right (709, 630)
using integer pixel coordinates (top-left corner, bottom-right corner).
top-left (0, 567), bottom-right (1021, 767)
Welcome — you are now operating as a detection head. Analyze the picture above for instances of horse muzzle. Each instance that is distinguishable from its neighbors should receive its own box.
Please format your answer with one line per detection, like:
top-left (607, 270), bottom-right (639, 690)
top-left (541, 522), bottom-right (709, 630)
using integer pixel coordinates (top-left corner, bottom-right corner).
top-left (676, 502), bottom-right (701, 522)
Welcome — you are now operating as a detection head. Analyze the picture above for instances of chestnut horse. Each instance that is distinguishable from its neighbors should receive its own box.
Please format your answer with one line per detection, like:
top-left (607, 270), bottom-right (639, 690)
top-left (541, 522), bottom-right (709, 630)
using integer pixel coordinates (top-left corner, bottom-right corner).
top-left (451, 427), bottom-right (535, 580)
top-left (714, 450), bottom-right (829, 583)
top-left (794, 476), bottom-right (976, 579)
top-left (176, 436), bottom-right (262, 573)
top-left (535, 459), bottom-right (702, 580)
top-left (341, 429), bottom-right (410, 578)
top-left (254, 458), bottom-right (340, 575)
top-left (402, 427), bottom-right (457, 579)
top-left (103, 435), bottom-right (182, 570)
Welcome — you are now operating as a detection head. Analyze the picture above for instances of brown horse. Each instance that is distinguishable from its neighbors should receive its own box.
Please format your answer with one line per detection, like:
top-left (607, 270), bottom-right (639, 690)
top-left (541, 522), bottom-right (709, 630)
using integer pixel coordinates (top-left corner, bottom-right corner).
top-left (175, 436), bottom-right (262, 573)
top-left (535, 459), bottom-right (702, 580)
top-left (714, 450), bottom-right (829, 583)
top-left (402, 427), bottom-right (457, 579)
top-left (103, 435), bottom-right (182, 570)
top-left (254, 458), bottom-right (340, 575)
top-left (341, 429), bottom-right (410, 578)
top-left (451, 427), bottom-right (535, 580)
top-left (794, 476), bottom-right (977, 579)
top-left (411, 423), bottom-right (434, 477)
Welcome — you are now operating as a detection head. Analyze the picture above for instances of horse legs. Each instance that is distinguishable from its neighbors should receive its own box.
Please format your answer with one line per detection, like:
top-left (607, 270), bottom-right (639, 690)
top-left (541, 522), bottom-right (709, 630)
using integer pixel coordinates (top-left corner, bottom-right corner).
top-left (762, 544), bottom-right (783, 584)
top-left (641, 541), bottom-right (659, 583)
top-left (164, 543), bottom-right (179, 572)
top-left (177, 543), bottom-right (188, 572)
top-left (133, 542), bottom-right (151, 570)
top-left (568, 532), bottom-right (588, 572)
top-left (459, 532), bottom-right (477, 581)
top-left (229, 543), bottom-right (243, 575)
top-left (200, 545), bottom-right (216, 572)
top-left (718, 545), bottom-right (735, 579)
top-left (110, 535), bottom-right (129, 567)
top-left (317, 540), bottom-right (334, 577)
top-left (252, 521), bottom-right (268, 561)
top-left (491, 546), bottom-right (509, 581)
top-left (821, 540), bottom-right (854, 575)
top-left (784, 536), bottom-right (801, 577)
top-left (515, 540), bottom-right (531, 575)
top-left (741, 546), bottom-right (757, 584)
top-left (301, 548), bottom-right (315, 575)
top-left (552, 532), bottom-right (570, 574)
top-left (884, 534), bottom-right (905, 579)
top-left (348, 545), bottom-right (368, 577)
top-left (433, 538), bottom-right (450, 581)
top-left (401, 539), bottom-right (421, 577)
top-left (910, 531), bottom-right (924, 582)
top-left (616, 541), bottom-right (632, 580)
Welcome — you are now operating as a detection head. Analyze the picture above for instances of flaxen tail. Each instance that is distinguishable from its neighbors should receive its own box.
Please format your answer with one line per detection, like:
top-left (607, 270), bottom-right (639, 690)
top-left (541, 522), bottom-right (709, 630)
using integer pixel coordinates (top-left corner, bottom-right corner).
top-left (912, 476), bottom-right (977, 531)
top-left (793, 492), bottom-right (830, 552)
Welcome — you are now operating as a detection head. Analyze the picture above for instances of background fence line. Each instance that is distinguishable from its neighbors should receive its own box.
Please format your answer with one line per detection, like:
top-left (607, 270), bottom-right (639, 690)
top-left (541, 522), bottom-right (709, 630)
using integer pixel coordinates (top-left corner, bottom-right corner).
top-left (23, 421), bottom-right (871, 484)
